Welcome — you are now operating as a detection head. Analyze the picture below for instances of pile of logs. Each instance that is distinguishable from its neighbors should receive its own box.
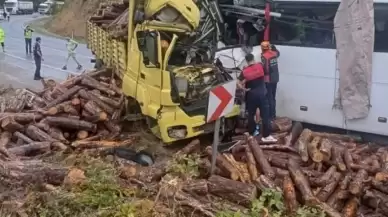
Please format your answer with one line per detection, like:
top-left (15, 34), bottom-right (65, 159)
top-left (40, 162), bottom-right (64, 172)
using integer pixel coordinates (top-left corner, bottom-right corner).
top-left (0, 68), bottom-right (135, 160)
top-left (194, 118), bottom-right (388, 217)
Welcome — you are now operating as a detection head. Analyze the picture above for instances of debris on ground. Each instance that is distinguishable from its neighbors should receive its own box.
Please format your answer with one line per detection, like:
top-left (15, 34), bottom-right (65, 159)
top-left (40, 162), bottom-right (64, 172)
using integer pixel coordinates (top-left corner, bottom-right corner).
top-left (0, 68), bottom-right (387, 217)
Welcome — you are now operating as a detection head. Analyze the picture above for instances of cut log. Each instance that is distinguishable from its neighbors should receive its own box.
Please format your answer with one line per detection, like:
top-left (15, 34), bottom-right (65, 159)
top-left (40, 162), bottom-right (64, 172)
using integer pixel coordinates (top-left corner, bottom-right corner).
top-left (77, 131), bottom-right (89, 140)
top-left (247, 135), bottom-right (275, 179)
top-left (90, 92), bottom-right (122, 108)
top-left (63, 104), bottom-right (79, 116)
top-left (343, 149), bottom-right (354, 170)
top-left (222, 153), bottom-right (248, 183)
top-left (379, 150), bottom-right (388, 170)
top-left (287, 159), bottom-right (315, 204)
top-left (25, 125), bottom-right (56, 142)
top-left (319, 138), bottom-right (332, 162)
top-left (254, 175), bottom-right (280, 191)
top-left (45, 85), bottom-right (83, 108)
top-left (182, 179), bottom-right (208, 196)
top-left (198, 158), bottom-right (221, 177)
top-left (8, 142), bottom-right (51, 156)
top-left (78, 89), bottom-right (115, 114)
top-left (362, 189), bottom-right (388, 216)
top-left (83, 100), bottom-right (103, 114)
top-left (71, 139), bottom-right (133, 149)
top-left (0, 131), bottom-right (13, 158)
top-left (271, 117), bottom-right (292, 132)
top-left (13, 131), bottom-right (33, 143)
top-left (45, 116), bottom-right (97, 132)
top-left (311, 132), bottom-right (362, 142)
top-left (296, 129), bottom-right (312, 162)
top-left (308, 136), bottom-right (323, 163)
top-left (245, 146), bottom-right (258, 181)
top-left (260, 144), bottom-right (298, 153)
top-left (1, 117), bottom-right (24, 132)
top-left (284, 122), bottom-right (303, 146)
top-left (205, 146), bottom-right (239, 180)
top-left (81, 76), bottom-right (116, 95)
top-left (175, 139), bottom-right (200, 156)
top-left (104, 121), bottom-right (122, 134)
top-left (348, 169), bottom-right (368, 196)
top-left (342, 197), bottom-right (358, 217)
top-left (311, 165), bottom-right (337, 187)
top-left (48, 127), bottom-right (67, 142)
top-left (283, 175), bottom-right (298, 214)
top-left (316, 172), bottom-right (341, 202)
top-left (331, 146), bottom-right (346, 171)
top-left (207, 175), bottom-right (257, 207)
top-left (0, 113), bottom-right (43, 123)
top-left (371, 179), bottom-right (388, 194)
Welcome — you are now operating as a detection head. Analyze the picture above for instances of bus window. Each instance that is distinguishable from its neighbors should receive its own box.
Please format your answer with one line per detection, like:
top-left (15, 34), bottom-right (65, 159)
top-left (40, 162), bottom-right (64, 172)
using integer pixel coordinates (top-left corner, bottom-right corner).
top-left (374, 6), bottom-right (388, 52)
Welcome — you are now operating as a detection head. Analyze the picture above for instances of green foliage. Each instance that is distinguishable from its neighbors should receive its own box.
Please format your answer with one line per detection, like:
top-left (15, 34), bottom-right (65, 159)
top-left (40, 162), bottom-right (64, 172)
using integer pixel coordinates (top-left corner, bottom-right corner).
top-left (216, 188), bottom-right (326, 217)
top-left (166, 154), bottom-right (201, 178)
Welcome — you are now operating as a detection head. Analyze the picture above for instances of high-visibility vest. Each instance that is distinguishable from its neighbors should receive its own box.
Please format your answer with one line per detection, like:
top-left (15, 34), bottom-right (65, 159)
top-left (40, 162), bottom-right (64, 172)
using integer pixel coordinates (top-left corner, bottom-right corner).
top-left (0, 29), bottom-right (5, 43)
top-left (24, 29), bottom-right (33, 39)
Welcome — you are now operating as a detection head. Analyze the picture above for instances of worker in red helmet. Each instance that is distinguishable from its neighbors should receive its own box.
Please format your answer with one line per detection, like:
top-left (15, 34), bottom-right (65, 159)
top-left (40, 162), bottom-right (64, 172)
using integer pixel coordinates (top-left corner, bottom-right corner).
top-left (238, 53), bottom-right (277, 143)
top-left (261, 41), bottom-right (280, 121)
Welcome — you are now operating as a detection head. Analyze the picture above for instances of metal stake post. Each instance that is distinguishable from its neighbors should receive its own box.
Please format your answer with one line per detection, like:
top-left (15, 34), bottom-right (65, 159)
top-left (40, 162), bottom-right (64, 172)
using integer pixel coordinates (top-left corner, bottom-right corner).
top-left (210, 118), bottom-right (221, 174)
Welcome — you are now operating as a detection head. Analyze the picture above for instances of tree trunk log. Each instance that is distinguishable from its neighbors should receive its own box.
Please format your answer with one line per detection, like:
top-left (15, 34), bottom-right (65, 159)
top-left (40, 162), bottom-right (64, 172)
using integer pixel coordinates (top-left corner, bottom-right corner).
top-left (176, 139), bottom-right (200, 156)
top-left (311, 166), bottom-right (337, 187)
top-left (342, 197), bottom-right (359, 217)
top-left (283, 175), bottom-right (298, 214)
top-left (287, 159), bottom-right (315, 204)
top-left (362, 189), bottom-right (388, 216)
top-left (316, 172), bottom-right (342, 202)
top-left (0, 113), bottom-right (43, 123)
top-left (348, 169), bottom-right (368, 196)
top-left (45, 116), bottom-right (97, 132)
top-left (245, 145), bottom-right (258, 181)
top-left (205, 146), bottom-right (239, 180)
top-left (26, 125), bottom-right (56, 142)
top-left (207, 175), bottom-right (257, 207)
top-left (311, 132), bottom-right (362, 143)
top-left (81, 76), bottom-right (116, 96)
top-left (1, 117), bottom-right (24, 132)
top-left (247, 135), bottom-right (275, 179)
top-left (308, 136), bottom-right (324, 163)
top-left (182, 179), bottom-right (209, 196)
top-left (296, 129), bottom-right (312, 162)
top-left (284, 122), bottom-right (303, 146)
top-left (331, 146), bottom-right (346, 171)
top-left (13, 131), bottom-right (34, 143)
top-left (0, 131), bottom-right (13, 158)
top-left (45, 86), bottom-right (83, 108)
top-left (8, 142), bottom-right (51, 156)
top-left (319, 138), bottom-right (333, 162)
top-left (78, 90), bottom-right (114, 114)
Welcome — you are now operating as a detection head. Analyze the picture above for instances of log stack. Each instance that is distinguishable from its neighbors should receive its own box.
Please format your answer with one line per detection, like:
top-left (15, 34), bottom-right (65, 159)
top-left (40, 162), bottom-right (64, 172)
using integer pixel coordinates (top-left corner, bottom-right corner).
top-left (191, 119), bottom-right (388, 217)
top-left (0, 69), bottom-right (135, 157)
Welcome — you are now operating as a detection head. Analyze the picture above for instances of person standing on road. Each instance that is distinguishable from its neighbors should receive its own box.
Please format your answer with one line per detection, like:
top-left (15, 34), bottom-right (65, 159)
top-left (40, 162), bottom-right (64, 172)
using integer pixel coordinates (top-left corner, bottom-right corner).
top-left (24, 25), bottom-right (34, 55)
top-left (261, 41), bottom-right (280, 121)
top-left (2, 11), bottom-right (6, 20)
top-left (62, 37), bottom-right (82, 70)
top-left (0, 26), bottom-right (5, 52)
top-left (238, 53), bottom-right (277, 143)
top-left (33, 37), bottom-right (43, 80)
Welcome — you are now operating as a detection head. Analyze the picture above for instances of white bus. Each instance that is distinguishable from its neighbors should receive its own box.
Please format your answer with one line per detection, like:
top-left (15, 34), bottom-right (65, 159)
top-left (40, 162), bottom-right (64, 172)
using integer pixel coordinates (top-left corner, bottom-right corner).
top-left (215, 0), bottom-right (388, 136)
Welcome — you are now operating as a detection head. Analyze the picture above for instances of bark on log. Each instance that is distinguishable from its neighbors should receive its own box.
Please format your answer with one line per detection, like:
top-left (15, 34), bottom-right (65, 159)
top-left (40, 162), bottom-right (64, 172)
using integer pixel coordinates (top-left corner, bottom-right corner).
top-left (13, 131), bottom-right (33, 143)
top-left (0, 131), bottom-right (12, 158)
top-left (284, 122), bottom-right (303, 146)
top-left (316, 172), bottom-right (341, 202)
top-left (8, 142), bottom-right (51, 156)
top-left (308, 136), bottom-right (323, 163)
top-left (45, 116), bottom-right (97, 132)
top-left (296, 129), bottom-right (312, 162)
top-left (1, 117), bottom-right (23, 132)
top-left (45, 86), bottom-right (82, 108)
top-left (90, 92), bottom-right (122, 108)
top-left (205, 146), bottom-right (239, 180)
top-left (71, 139), bottom-right (132, 149)
top-left (379, 151), bottom-right (388, 170)
top-left (271, 117), bottom-right (292, 132)
top-left (371, 179), bottom-right (388, 194)
top-left (207, 175), bottom-right (257, 207)
top-left (48, 127), bottom-right (67, 142)
top-left (311, 165), bottom-right (337, 187)
top-left (331, 146), bottom-right (346, 171)
top-left (0, 113), bottom-right (43, 123)
top-left (319, 138), bottom-right (333, 162)
top-left (175, 139), bottom-right (200, 156)
top-left (78, 90), bottom-right (115, 114)
top-left (287, 159), bottom-right (315, 204)
top-left (362, 189), bottom-right (388, 215)
top-left (223, 153), bottom-right (249, 183)
top-left (260, 144), bottom-right (298, 153)
top-left (77, 131), bottom-right (89, 140)
top-left (26, 125), bottom-right (56, 142)
top-left (182, 179), bottom-right (209, 196)
top-left (311, 132), bottom-right (362, 142)
top-left (245, 145), bottom-right (258, 181)
top-left (348, 169), bottom-right (368, 196)
top-left (283, 175), bottom-right (298, 214)
top-left (247, 135), bottom-right (275, 179)
top-left (343, 149), bottom-right (354, 171)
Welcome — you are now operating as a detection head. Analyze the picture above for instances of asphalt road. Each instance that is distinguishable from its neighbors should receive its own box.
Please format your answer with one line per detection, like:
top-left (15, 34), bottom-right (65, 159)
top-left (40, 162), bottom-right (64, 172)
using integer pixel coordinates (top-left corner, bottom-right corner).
top-left (0, 14), bottom-right (94, 90)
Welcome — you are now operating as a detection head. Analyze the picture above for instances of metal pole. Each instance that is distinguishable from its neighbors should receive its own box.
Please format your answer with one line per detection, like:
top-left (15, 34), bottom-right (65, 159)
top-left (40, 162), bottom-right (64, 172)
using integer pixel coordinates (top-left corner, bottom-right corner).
top-left (210, 118), bottom-right (221, 174)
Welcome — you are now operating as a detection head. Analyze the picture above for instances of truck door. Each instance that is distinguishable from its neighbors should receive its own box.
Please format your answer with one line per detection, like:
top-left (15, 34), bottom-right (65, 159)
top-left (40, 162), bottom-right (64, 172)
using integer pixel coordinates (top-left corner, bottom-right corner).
top-left (136, 30), bottom-right (163, 117)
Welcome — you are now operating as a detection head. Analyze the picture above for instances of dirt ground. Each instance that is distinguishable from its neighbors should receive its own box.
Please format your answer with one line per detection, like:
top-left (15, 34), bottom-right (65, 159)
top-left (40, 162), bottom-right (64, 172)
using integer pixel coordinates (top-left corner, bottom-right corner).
top-left (45, 0), bottom-right (105, 39)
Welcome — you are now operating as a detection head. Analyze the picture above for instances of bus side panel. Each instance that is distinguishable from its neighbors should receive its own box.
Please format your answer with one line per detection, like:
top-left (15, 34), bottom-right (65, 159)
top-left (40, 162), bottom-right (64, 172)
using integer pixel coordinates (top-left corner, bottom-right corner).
top-left (275, 46), bottom-right (345, 129)
top-left (345, 52), bottom-right (388, 135)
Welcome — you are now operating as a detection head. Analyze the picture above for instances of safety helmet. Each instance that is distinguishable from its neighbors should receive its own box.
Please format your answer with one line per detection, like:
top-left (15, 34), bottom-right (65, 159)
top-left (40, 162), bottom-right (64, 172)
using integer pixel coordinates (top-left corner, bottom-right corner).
top-left (261, 41), bottom-right (270, 50)
top-left (161, 40), bottom-right (169, 49)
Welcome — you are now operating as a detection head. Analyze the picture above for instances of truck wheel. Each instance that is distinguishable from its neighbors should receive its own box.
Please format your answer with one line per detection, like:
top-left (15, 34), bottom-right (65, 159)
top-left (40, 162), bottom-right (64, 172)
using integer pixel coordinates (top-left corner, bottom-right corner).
top-left (94, 59), bottom-right (104, 70)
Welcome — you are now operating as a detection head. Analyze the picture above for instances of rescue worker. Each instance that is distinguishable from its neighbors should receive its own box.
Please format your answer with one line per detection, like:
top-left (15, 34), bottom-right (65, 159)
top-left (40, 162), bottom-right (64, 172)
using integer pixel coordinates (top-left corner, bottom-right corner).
top-left (238, 53), bottom-right (277, 143)
top-left (0, 26), bottom-right (5, 52)
top-left (24, 25), bottom-right (34, 55)
top-left (261, 41), bottom-right (280, 121)
top-left (33, 37), bottom-right (43, 80)
top-left (62, 37), bottom-right (82, 70)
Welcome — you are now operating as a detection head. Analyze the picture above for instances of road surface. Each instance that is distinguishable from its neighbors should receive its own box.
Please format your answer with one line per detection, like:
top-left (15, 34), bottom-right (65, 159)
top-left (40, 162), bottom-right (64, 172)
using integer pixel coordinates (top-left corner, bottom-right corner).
top-left (0, 15), bottom-right (94, 90)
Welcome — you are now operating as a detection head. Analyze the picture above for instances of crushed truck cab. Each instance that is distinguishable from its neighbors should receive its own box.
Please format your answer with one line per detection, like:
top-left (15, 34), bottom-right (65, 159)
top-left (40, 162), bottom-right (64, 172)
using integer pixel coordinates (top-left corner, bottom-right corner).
top-left (87, 0), bottom-right (239, 143)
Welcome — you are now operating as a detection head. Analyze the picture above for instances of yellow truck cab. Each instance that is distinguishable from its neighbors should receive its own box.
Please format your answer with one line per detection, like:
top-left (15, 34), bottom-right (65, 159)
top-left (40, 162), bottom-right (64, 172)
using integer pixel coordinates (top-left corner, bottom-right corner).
top-left (87, 0), bottom-right (240, 143)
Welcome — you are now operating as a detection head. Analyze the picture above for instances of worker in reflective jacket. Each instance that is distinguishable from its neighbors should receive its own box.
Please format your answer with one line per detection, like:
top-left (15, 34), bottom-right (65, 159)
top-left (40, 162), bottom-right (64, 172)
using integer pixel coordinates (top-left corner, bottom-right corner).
top-left (238, 53), bottom-right (277, 143)
top-left (261, 41), bottom-right (280, 121)
top-left (0, 26), bottom-right (5, 52)
top-left (24, 25), bottom-right (34, 55)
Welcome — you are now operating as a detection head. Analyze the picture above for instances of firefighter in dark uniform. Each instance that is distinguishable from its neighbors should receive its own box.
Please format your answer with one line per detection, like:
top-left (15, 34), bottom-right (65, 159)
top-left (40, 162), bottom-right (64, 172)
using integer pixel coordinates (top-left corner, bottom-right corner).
top-left (238, 53), bottom-right (277, 143)
top-left (261, 41), bottom-right (280, 121)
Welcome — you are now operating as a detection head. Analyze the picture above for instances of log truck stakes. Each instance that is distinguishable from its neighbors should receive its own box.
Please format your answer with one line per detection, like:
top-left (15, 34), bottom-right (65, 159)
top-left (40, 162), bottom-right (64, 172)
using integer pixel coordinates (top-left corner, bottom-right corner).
top-left (0, 0), bottom-right (383, 216)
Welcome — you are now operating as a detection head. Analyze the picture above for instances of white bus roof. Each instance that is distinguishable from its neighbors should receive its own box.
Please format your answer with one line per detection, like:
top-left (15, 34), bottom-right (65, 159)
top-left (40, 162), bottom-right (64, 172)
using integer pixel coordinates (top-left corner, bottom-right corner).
top-left (273, 0), bottom-right (388, 2)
